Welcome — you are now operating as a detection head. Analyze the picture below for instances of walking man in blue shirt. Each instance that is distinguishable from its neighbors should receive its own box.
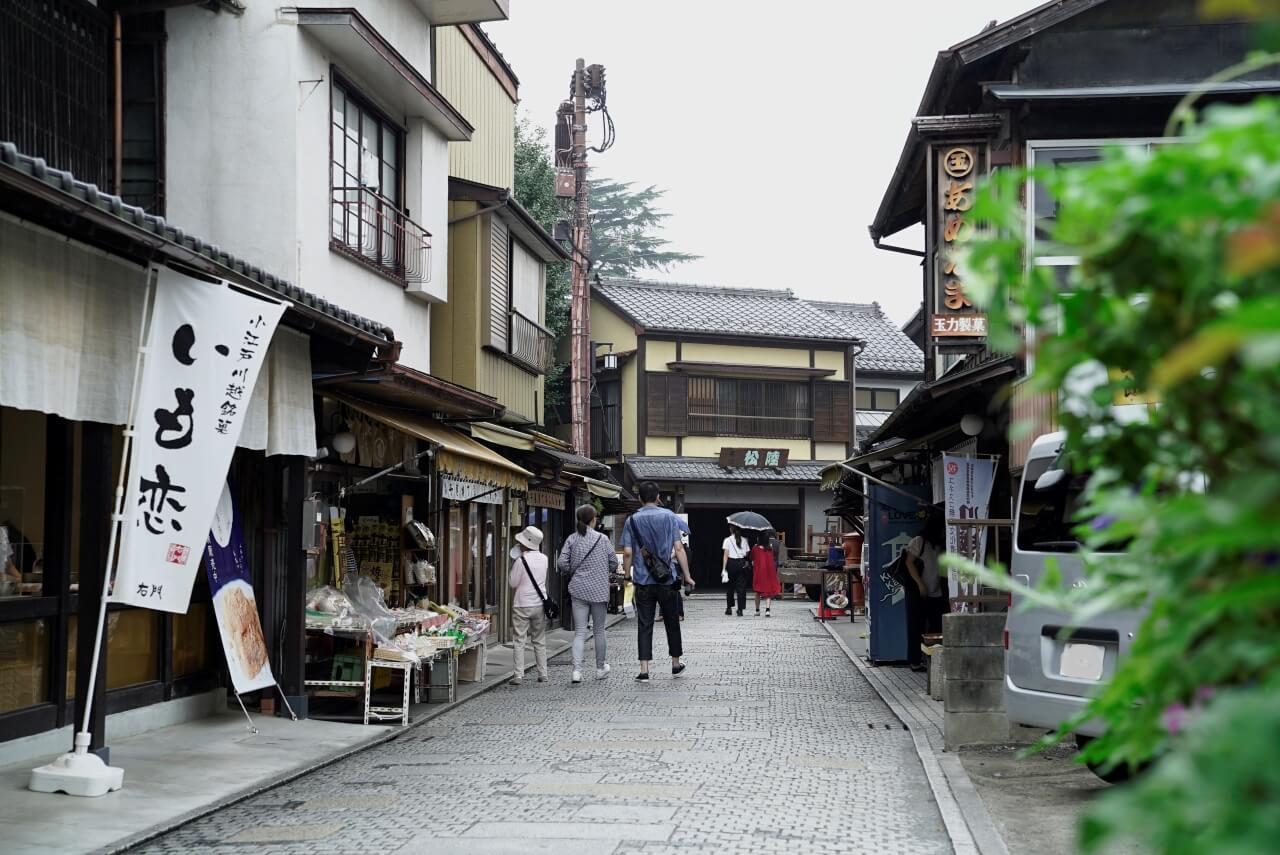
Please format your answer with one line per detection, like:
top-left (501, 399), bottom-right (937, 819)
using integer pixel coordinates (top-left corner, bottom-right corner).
top-left (621, 481), bottom-right (696, 681)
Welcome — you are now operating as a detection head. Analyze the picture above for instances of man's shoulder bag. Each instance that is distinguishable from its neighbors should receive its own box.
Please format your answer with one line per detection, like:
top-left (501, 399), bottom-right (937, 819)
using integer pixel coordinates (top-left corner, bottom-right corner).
top-left (521, 556), bottom-right (560, 620)
top-left (625, 515), bottom-right (673, 585)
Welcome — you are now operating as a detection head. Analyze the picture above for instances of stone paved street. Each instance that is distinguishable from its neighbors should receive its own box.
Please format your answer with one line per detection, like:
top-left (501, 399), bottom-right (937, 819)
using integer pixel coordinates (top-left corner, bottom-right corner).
top-left (133, 597), bottom-right (951, 854)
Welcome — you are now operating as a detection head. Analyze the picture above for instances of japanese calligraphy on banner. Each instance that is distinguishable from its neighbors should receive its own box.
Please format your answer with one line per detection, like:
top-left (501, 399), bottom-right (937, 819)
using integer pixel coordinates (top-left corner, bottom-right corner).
top-left (113, 269), bottom-right (285, 612)
top-left (932, 143), bottom-right (988, 339)
top-left (941, 454), bottom-right (997, 599)
top-left (718, 447), bottom-right (789, 469)
top-left (205, 481), bottom-right (275, 693)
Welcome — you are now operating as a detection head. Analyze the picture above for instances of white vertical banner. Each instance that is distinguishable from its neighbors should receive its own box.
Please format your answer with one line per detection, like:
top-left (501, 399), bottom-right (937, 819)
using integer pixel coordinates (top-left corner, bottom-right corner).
top-left (112, 269), bottom-right (285, 613)
top-left (942, 454), bottom-right (997, 602)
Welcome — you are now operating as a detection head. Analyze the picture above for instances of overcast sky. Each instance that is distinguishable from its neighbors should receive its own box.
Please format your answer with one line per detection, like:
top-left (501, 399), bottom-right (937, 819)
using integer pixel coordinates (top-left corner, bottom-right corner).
top-left (486, 0), bottom-right (1034, 325)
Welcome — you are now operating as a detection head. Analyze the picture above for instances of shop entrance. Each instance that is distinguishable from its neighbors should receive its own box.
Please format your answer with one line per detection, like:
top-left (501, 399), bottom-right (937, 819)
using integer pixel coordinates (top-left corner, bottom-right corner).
top-left (684, 506), bottom-right (800, 590)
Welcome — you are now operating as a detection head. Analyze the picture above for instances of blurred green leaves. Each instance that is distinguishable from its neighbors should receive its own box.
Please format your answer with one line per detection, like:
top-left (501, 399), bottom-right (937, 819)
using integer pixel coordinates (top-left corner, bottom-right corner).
top-left (963, 96), bottom-right (1280, 852)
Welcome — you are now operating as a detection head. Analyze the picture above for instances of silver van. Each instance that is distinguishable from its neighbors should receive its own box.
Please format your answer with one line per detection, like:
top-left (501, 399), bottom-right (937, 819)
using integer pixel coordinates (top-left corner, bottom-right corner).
top-left (1005, 432), bottom-right (1139, 777)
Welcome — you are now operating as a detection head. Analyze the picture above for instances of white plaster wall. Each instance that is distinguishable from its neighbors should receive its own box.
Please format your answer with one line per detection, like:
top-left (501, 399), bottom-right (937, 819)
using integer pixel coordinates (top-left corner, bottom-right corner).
top-left (165, 4), bottom-right (301, 280)
top-left (164, 1), bottom-right (450, 373)
top-left (803, 486), bottom-right (831, 541)
top-left (858, 375), bottom-right (920, 407)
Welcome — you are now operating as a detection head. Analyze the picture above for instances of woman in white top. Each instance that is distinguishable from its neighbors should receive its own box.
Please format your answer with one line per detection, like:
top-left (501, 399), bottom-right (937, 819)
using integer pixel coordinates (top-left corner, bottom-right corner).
top-left (721, 524), bottom-right (751, 617)
top-left (508, 526), bottom-right (549, 684)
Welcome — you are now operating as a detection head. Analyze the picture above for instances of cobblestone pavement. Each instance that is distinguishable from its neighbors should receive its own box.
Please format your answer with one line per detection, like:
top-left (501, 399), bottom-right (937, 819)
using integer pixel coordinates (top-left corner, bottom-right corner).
top-left (133, 597), bottom-right (951, 854)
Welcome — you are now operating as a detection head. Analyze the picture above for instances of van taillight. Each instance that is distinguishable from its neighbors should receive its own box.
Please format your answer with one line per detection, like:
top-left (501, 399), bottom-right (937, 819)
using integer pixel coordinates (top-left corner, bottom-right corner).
top-left (1003, 629), bottom-right (1009, 650)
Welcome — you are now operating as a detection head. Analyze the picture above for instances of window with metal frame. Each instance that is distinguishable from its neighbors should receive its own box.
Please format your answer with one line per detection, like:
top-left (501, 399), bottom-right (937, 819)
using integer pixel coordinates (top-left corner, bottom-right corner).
top-left (330, 77), bottom-right (432, 284)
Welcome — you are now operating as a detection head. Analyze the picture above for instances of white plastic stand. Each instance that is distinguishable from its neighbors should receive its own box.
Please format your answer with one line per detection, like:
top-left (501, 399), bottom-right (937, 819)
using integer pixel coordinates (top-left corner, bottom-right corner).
top-left (28, 271), bottom-right (156, 798)
top-left (29, 733), bottom-right (125, 797)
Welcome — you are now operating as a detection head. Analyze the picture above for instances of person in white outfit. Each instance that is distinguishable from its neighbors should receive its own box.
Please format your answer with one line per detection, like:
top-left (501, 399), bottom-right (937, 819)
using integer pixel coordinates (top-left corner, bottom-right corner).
top-left (558, 504), bottom-right (620, 684)
top-left (508, 526), bottom-right (549, 684)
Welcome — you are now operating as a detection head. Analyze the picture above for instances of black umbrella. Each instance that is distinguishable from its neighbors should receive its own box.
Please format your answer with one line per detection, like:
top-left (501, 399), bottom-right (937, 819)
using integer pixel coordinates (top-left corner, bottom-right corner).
top-left (726, 511), bottom-right (774, 531)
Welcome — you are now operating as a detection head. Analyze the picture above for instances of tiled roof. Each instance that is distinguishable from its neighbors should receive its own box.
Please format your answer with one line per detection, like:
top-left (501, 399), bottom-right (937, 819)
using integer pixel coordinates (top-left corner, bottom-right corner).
top-left (627, 456), bottom-right (835, 484)
top-left (594, 279), bottom-right (923, 374)
top-left (595, 279), bottom-right (858, 342)
top-left (0, 142), bottom-right (392, 341)
top-left (808, 300), bottom-right (925, 374)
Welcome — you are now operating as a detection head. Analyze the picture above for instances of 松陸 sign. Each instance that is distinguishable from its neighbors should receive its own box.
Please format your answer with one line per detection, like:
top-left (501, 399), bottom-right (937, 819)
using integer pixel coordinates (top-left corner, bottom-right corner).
top-left (112, 270), bottom-right (285, 612)
top-left (718, 447), bottom-right (789, 469)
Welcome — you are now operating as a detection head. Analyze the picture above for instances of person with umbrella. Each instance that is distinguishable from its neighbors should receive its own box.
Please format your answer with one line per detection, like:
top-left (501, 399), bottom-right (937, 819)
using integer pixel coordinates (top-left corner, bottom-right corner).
top-left (727, 512), bottom-right (783, 617)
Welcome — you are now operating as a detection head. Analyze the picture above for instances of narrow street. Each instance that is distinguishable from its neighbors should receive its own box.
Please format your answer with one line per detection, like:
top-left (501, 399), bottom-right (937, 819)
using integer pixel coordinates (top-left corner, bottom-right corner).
top-left (133, 597), bottom-right (950, 854)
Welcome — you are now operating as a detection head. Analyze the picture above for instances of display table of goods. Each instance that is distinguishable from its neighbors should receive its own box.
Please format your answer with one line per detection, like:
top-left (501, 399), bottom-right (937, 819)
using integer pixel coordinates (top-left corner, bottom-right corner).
top-left (304, 581), bottom-right (489, 718)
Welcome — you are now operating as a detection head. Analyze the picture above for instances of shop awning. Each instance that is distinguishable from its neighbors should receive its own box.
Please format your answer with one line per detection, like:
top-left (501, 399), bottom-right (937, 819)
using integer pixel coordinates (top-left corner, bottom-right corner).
top-left (820, 424), bottom-right (959, 489)
top-left (470, 421), bottom-right (535, 451)
top-left (339, 399), bottom-right (530, 491)
top-left (565, 472), bottom-right (622, 499)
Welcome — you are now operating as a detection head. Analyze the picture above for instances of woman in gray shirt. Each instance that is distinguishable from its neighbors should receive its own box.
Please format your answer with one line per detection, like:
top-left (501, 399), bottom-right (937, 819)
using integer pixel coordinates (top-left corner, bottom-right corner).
top-left (558, 504), bottom-right (620, 684)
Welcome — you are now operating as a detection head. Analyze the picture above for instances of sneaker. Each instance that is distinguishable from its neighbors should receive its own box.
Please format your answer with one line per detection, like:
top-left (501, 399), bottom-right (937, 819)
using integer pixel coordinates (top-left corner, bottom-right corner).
top-left (737, 609), bottom-right (744, 617)
top-left (635, 672), bottom-right (650, 682)
top-left (596, 663), bottom-right (611, 680)
top-left (572, 670), bottom-right (583, 683)
top-left (512, 675), bottom-right (523, 685)
top-left (672, 663), bottom-right (687, 677)
top-left (725, 607), bottom-right (733, 616)
top-left (766, 608), bottom-right (772, 617)
top-left (537, 675), bottom-right (548, 682)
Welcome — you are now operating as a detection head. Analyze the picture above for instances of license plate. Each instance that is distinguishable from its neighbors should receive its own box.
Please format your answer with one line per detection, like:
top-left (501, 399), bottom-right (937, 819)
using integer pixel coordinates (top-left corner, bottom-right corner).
top-left (1060, 642), bottom-right (1105, 680)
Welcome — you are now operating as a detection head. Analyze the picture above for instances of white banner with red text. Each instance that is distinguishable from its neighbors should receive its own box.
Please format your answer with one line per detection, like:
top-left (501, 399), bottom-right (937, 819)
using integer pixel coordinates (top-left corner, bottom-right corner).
top-left (941, 453), bottom-right (997, 601)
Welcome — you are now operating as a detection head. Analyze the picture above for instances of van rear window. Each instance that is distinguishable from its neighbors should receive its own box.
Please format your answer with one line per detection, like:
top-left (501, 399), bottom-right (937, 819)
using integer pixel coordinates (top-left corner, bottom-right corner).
top-left (1017, 458), bottom-right (1090, 553)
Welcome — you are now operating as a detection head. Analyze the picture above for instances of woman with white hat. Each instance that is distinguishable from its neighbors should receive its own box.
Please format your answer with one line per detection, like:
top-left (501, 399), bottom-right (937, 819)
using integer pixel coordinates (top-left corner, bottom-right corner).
top-left (508, 526), bottom-right (550, 684)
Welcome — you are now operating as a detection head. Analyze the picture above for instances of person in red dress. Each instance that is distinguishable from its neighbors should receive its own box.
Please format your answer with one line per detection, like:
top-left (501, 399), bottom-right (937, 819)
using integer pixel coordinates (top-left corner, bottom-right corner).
top-left (750, 531), bottom-right (782, 616)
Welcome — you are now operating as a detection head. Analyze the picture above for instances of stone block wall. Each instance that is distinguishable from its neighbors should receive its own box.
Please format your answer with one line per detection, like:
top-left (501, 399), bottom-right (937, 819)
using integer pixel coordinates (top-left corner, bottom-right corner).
top-left (943, 613), bottom-right (1014, 750)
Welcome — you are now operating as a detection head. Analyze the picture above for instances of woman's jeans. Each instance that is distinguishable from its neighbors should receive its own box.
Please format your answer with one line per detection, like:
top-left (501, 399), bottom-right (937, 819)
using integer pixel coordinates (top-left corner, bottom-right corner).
top-left (572, 598), bottom-right (609, 670)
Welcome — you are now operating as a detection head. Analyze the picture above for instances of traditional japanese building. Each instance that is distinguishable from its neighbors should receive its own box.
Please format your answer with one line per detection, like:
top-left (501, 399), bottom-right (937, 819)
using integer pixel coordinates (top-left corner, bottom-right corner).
top-left (587, 279), bottom-right (922, 587)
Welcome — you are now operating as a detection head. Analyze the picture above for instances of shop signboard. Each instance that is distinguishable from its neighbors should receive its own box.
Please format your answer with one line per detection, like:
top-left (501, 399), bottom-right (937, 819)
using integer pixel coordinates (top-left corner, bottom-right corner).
top-left (205, 481), bottom-right (275, 693)
top-left (865, 483), bottom-right (928, 663)
top-left (718, 447), bottom-right (789, 468)
top-left (931, 142), bottom-right (988, 342)
top-left (440, 474), bottom-right (504, 504)
top-left (942, 454), bottom-right (997, 601)
top-left (113, 270), bottom-right (285, 612)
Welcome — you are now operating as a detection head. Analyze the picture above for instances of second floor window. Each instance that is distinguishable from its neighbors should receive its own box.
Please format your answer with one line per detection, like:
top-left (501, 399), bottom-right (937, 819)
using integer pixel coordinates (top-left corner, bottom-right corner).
top-left (685, 376), bottom-right (810, 439)
top-left (330, 78), bottom-right (406, 279)
top-left (856, 387), bottom-right (900, 412)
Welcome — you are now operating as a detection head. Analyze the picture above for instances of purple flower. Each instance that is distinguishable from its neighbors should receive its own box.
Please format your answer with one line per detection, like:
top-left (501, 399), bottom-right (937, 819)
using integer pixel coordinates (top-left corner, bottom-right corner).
top-left (1161, 702), bottom-right (1190, 736)
top-left (1090, 513), bottom-right (1118, 532)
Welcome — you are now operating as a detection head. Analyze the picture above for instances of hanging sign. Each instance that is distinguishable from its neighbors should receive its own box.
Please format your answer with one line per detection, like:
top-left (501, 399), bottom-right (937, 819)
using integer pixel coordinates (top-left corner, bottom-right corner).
top-left (205, 481), bottom-right (275, 693)
top-left (942, 453), bottom-right (997, 600)
top-left (932, 143), bottom-right (988, 340)
top-left (112, 269), bottom-right (285, 612)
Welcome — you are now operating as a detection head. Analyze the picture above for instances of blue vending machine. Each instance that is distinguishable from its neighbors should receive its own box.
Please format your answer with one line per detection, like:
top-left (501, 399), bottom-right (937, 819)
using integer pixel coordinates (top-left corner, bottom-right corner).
top-left (865, 483), bottom-right (928, 663)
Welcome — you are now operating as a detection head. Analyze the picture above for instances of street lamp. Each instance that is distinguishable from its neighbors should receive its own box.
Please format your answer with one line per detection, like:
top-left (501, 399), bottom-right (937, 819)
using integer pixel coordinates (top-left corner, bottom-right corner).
top-left (591, 341), bottom-right (617, 372)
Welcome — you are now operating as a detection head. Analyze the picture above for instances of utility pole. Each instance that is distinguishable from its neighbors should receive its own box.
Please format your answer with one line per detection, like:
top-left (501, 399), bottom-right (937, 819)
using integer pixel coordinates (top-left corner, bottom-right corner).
top-left (569, 58), bottom-right (590, 457)
top-left (559, 58), bottom-right (613, 457)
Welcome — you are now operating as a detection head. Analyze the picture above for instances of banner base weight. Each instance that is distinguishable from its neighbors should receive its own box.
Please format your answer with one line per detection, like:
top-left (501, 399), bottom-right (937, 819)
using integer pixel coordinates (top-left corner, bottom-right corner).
top-left (29, 750), bottom-right (124, 798)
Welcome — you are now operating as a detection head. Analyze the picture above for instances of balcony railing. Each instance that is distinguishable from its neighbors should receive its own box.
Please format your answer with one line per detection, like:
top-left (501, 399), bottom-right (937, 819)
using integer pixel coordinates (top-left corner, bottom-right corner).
top-left (508, 310), bottom-right (553, 374)
top-left (330, 185), bottom-right (431, 284)
top-left (1, 0), bottom-right (111, 187)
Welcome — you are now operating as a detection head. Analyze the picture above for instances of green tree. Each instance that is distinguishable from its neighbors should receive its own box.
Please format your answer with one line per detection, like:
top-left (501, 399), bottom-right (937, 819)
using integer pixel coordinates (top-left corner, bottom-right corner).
top-left (513, 117), bottom-right (698, 423)
top-left (587, 178), bottom-right (700, 278)
top-left (953, 96), bottom-right (1280, 854)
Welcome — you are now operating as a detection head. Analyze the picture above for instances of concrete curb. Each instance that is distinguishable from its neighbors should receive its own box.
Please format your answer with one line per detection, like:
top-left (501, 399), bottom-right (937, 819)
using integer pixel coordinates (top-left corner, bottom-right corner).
top-left (104, 615), bottom-right (626, 854)
top-left (817, 618), bottom-right (1009, 855)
